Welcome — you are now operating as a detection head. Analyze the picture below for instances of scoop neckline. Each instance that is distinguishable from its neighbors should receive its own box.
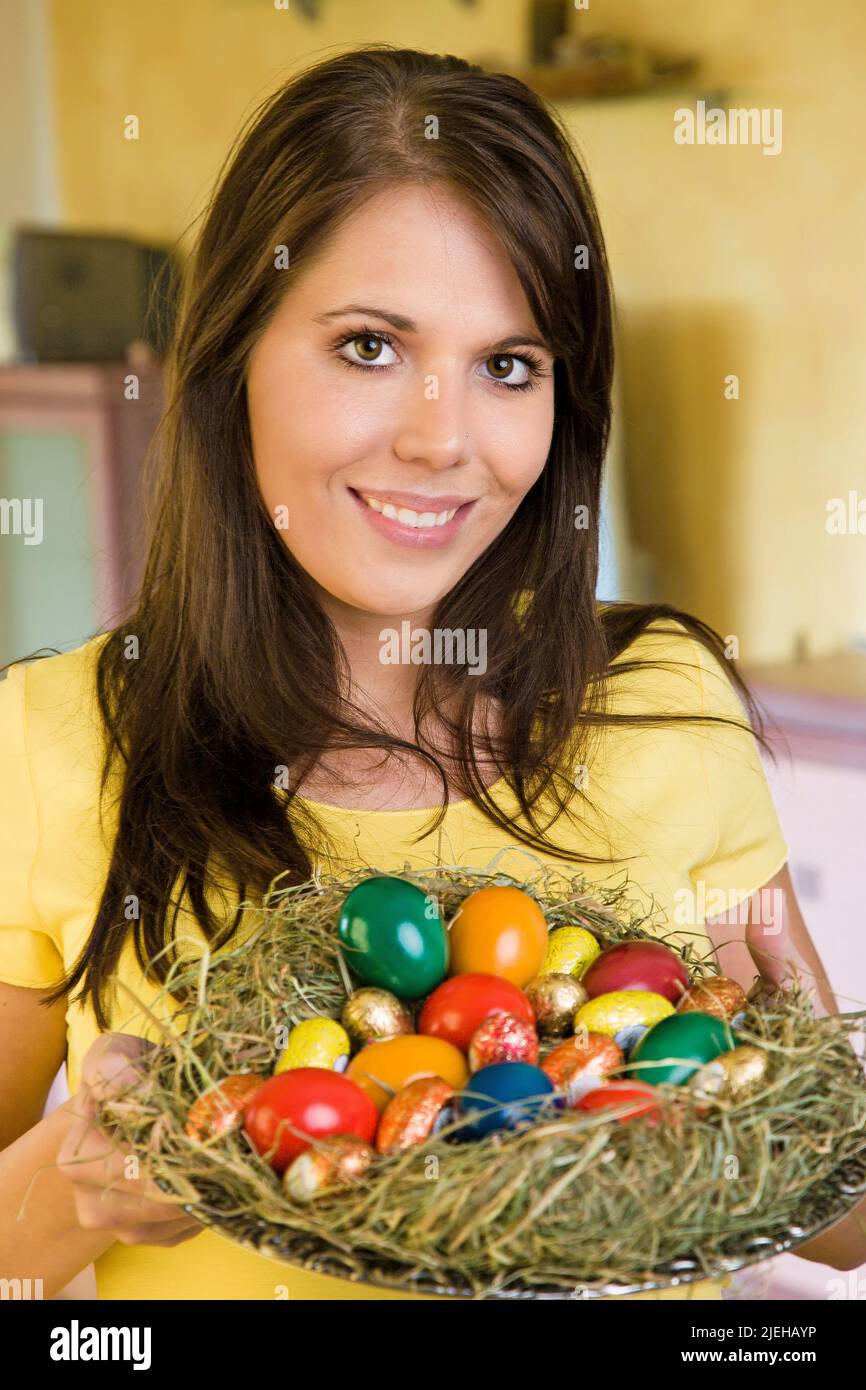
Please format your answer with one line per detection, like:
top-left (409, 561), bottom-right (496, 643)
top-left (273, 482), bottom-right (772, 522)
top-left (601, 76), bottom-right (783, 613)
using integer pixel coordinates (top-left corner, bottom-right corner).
top-left (293, 774), bottom-right (512, 818)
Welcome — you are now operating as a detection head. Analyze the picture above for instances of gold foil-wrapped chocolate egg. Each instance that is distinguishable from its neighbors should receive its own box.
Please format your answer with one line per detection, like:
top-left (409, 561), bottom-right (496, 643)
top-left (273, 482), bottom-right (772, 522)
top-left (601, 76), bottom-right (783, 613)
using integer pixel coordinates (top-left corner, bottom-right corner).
top-left (341, 988), bottom-right (413, 1048)
top-left (575, 990), bottom-right (674, 1039)
top-left (541, 1032), bottom-right (623, 1105)
top-left (542, 925), bottom-right (601, 979)
top-left (283, 1135), bottom-right (376, 1201)
top-left (275, 1017), bottom-right (351, 1073)
top-left (376, 1077), bottom-right (454, 1153)
top-left (526, 973), bottom-right (588, 1038)
top-left (691, 1044), bottom-right (769, 1105)
top-left (678, 975), bottom-right (748, 1021)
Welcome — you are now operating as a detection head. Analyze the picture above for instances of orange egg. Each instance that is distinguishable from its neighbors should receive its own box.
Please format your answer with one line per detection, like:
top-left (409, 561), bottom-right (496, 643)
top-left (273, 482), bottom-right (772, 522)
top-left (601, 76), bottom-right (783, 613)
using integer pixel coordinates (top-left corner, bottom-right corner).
top-left (345, 1036), bottom-right (469, 1112)
top-left (448, 886), bottom-right (548, 987)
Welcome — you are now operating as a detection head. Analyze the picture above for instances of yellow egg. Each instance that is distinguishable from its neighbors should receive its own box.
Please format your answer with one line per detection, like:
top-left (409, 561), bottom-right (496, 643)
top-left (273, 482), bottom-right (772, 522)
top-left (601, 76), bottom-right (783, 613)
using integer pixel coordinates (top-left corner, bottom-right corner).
top-left (575, 990), bottom-right (675, 1039)
top-left (542, 925), bottom-right (601, 979)
top-left (275, 1017), bottom-right (351, 1074)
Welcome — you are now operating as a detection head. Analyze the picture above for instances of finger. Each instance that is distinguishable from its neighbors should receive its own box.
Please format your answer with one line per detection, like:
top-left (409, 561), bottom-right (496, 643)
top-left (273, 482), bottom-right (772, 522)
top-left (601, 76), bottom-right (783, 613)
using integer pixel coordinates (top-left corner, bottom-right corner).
top-left (82, 1034), bottom-right (158, 1098)
top-left (74, 1186), bottom-right (198, 1229)
top-left (58, 1120), bottom-right (186, 1215)
top-left (110, 1219), bottom-right (204, 1247)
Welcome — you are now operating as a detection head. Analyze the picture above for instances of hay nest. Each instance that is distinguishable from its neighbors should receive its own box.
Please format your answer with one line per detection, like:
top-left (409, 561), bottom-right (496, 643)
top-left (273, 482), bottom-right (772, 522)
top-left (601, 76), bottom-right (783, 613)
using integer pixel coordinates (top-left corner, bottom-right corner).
top-left (97, 864), bottom-right (866, 1297)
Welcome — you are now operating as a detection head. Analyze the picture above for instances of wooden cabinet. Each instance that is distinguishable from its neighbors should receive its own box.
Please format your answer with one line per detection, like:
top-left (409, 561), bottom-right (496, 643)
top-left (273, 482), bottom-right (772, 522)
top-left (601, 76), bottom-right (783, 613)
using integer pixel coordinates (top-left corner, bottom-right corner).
top-left (0, 362), bottom-right (163, 666)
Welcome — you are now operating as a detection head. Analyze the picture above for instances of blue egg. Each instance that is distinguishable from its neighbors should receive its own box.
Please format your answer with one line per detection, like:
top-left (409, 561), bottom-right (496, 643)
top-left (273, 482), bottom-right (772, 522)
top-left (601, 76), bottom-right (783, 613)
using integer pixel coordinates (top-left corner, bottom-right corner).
top-left (455, 1062), bottom-right (562, 1140)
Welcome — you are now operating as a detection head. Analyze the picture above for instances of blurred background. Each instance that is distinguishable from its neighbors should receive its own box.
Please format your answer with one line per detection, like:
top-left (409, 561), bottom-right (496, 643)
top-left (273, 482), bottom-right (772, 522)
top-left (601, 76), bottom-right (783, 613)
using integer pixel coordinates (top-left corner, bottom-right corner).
top-left (1, 0), bottom-right (864, 1300)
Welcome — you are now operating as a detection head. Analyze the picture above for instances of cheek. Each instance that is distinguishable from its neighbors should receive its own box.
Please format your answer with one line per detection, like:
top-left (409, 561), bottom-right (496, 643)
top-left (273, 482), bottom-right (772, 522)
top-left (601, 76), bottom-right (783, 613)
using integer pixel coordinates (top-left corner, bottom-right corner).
top-left (247, 353), bottom-right (373, 515)
top-left (484, 395), bottom-right (554, 503)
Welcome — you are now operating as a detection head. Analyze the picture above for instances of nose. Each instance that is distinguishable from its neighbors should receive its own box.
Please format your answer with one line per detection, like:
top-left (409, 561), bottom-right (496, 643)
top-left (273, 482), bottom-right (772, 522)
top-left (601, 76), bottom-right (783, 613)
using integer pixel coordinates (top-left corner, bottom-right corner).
top-left (392, 378), bottom-right (471, 470)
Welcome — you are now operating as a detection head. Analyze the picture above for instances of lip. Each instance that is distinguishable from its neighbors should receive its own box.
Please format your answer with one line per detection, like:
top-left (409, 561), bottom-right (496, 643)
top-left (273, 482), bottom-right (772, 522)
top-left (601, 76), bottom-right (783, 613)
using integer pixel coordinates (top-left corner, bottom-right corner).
top-left (352, 488), bottom-right (475, 510)
top-left (348, 487), bottom-right (477, 550)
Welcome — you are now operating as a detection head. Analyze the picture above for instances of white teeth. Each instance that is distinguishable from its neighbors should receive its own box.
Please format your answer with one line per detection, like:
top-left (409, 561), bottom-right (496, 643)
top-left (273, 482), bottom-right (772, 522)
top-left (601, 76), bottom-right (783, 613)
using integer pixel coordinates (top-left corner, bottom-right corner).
top-left (360, 494), bottom-right (458, 528)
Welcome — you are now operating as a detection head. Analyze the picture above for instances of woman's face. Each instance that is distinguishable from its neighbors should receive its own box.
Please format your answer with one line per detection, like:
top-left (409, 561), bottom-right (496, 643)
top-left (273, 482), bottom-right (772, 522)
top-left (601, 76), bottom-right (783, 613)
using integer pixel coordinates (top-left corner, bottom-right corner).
top-left (246, 182), bottom-right (556, 619)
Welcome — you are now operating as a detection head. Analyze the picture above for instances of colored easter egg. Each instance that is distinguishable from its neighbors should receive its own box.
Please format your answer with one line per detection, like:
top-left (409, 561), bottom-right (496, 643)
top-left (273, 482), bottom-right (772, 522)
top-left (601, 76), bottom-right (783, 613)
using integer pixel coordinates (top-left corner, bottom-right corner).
top-left (346, 1035), bottom-right (469, 1112)
top-left (629, 1011), bottom-right (736, 1087)
top-left (526, 973), bottom-right (587, 1038)
top-left (542, 925), bottom-right (601, 978)
top-left (691, 1044), bottom-right (769, 1105)
top-left (275, 1017), bottom-right (350, 1073)
top-left (574, 1080), bottom-right (661, 1125)
top-left (575, 990), bottom-right (675, 1040)
top-left (581, 940), bottom-right (690, 1004)
top-left (418, 972), bottom-right (534, 1051)
top-left (376, 1077), bottom-right (455, 1153)
top-left (454, 1061), bottom-right (561, 1140)
top-left (468, 1012), bottom-right (539, 1071)
top-left (541, 1032), bottom-right (624, 1106)
top-left (338, 875), bottom-right (448, 998)
top-left (678, 975), bottom-right (748, 1021)
top-left (283, 1135), bottom-right (376, 1201)
top-left (244, 1069), bottom-right (378, 1174)
top-left (449, 886), bottom-right (548, 986)
top-left (340, 988), bottom-right (413, 1047)
top-left (185, 1074), bottom-right (264, 1143)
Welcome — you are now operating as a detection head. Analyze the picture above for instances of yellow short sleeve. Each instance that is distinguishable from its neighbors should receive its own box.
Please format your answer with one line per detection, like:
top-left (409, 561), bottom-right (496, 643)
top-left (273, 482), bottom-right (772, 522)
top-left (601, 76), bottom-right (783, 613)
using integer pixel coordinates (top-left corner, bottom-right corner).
top-left (688, 639), bottom-right (790, 914)
top-left (0, 662), bottom-right (65, 987)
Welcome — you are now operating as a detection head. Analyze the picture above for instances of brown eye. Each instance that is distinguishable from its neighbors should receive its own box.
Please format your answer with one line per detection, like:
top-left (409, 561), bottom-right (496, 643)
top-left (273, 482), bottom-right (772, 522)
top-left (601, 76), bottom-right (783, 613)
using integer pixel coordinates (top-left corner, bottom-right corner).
top-left (354, 335), bottom-right (384, 361)
top-left (486, 353), bottom-right (514, 379)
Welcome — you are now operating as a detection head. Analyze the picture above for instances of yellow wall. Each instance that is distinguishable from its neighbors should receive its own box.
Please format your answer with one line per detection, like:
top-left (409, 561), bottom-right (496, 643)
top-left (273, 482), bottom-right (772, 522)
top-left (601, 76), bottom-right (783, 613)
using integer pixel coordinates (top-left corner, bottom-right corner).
top-left (46, 0), bottom-right (866, 661)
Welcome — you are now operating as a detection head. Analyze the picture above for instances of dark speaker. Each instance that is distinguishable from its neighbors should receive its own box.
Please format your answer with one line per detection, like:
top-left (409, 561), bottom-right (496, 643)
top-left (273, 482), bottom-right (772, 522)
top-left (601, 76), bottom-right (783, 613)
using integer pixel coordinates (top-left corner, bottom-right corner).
top-left (11, 227), bottom-right (180, 363)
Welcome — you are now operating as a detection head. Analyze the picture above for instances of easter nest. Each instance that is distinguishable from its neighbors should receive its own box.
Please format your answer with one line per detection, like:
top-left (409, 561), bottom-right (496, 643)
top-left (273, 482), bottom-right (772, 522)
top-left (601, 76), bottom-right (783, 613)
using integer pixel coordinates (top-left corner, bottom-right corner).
top-left (96, 863), bottom-right (866, 1299)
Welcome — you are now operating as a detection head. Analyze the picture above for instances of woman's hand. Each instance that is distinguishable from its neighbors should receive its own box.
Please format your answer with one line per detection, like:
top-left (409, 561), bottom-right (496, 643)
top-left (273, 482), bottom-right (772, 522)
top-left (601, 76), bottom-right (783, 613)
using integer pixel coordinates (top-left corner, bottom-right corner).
top-left (57, 1032), bottom-right (203, 1248)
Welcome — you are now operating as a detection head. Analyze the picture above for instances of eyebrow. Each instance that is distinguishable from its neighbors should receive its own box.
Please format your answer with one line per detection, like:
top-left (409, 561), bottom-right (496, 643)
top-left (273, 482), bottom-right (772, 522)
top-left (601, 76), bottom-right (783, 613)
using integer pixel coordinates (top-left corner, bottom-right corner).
top-left (312, 303), bottom-right (553, 355)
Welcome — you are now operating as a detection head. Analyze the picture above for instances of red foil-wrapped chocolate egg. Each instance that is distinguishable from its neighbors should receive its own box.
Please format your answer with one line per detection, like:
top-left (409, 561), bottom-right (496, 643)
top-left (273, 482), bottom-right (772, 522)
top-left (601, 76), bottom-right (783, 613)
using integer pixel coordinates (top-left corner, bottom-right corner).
top-left (541, 1032), bottom-right (623, 1106)
top-left (375, 1077), bottom-right (455, 1153)
top-left (185, 1074), bottom-right (264, 1143)
top-left (678, 975), bottom-right (748, 1020)
top-left (468, 1011), bottom-right (539, 1071)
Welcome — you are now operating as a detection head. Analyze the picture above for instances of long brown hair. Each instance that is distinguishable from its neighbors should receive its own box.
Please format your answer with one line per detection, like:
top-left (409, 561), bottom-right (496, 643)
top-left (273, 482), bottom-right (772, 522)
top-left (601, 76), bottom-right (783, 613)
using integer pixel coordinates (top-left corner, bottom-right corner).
top-left (29, 46), bottom-right (774, 1028)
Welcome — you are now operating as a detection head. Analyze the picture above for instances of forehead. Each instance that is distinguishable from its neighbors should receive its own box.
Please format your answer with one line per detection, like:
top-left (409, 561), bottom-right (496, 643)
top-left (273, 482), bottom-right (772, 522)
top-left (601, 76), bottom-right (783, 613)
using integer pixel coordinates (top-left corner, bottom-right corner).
top-left (274, 182), bottom-right (539, 337)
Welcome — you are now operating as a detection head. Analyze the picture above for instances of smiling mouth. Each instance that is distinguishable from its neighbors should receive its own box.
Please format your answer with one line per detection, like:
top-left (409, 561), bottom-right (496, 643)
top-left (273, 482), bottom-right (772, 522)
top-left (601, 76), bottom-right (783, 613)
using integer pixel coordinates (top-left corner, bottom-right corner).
top-left (351, 489), bottom-right (472, 530)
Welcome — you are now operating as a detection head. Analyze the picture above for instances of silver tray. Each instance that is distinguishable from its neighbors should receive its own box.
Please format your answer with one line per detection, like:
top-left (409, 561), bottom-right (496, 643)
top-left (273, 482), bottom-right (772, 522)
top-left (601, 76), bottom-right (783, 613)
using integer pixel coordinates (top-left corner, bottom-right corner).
top-left (168, 1145), bottom-right (866, 1299)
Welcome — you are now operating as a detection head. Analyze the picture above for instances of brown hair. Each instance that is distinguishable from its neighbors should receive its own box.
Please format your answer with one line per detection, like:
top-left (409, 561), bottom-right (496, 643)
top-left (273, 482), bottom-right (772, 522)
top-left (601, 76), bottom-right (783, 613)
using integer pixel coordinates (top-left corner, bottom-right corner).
top-left (25, 46), bottom-right (773, 1028)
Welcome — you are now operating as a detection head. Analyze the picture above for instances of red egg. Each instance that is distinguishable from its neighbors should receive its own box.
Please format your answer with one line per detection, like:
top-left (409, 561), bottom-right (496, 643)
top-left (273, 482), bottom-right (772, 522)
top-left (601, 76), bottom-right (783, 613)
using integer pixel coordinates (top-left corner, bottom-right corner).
top-left (581, 941), bottom-right (690, 1005)
top-left (418, 973), bottom-right (534, 1052)
top-left (244, 1068), bottom-right (378, 1174)
top-left (574, 1080), bottom-right (661, 1126)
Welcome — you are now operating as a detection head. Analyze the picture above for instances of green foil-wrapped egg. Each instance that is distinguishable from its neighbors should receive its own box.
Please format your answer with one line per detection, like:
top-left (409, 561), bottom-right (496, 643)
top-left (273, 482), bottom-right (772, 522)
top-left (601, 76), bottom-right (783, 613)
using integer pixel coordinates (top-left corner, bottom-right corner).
top-left (337, 875), bottom-right (449, 999)
top-left (629, 1011), bottom-right (736, 1087)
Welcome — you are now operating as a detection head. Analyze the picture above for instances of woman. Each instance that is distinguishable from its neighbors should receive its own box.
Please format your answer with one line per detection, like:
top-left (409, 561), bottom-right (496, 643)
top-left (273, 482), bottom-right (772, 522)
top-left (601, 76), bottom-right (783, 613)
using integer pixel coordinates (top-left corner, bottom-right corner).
top-left (1, 46), bottom-right (860, 1301)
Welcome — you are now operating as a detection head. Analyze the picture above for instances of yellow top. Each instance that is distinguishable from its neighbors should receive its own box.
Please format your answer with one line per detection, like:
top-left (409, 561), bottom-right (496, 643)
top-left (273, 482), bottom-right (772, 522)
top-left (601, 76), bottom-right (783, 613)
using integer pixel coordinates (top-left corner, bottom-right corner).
top-left (0, 618), bottom-right (789, 1302)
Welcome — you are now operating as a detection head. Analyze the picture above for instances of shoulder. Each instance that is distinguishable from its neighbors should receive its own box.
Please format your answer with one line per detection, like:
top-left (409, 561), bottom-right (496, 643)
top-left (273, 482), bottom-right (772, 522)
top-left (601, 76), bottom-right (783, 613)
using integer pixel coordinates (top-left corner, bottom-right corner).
top-left (1, 632), bottom-right (112, 798)
top-left (605, 616), bottom-right (739, 720)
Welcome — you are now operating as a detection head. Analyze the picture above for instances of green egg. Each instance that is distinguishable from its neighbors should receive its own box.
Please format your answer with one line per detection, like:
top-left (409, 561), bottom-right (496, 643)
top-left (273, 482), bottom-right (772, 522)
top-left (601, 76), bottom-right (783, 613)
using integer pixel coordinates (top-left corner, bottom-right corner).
top-left (628, 1011), bottom-right (736, 1087)
top-left (337, 875), bottom-right (449, 999)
